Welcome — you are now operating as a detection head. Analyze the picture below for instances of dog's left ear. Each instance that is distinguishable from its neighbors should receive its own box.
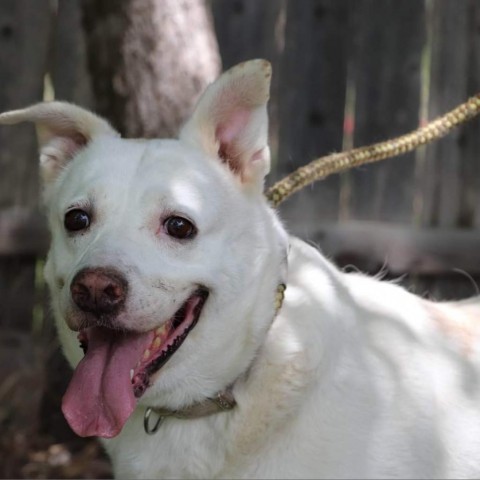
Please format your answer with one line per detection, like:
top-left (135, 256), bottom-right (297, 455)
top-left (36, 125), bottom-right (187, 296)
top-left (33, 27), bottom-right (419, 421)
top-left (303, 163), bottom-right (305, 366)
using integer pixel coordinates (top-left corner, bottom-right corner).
top-left (179, 59), bottom-right (271, 191)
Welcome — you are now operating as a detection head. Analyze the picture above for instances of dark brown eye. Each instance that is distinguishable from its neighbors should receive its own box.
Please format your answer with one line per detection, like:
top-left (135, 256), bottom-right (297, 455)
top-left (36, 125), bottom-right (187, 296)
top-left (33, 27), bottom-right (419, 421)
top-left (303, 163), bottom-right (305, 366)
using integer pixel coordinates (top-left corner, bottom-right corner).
top-left (64, 209), bottom-right (90, 232)
top-left (164, 216), bottom-right (196, 239)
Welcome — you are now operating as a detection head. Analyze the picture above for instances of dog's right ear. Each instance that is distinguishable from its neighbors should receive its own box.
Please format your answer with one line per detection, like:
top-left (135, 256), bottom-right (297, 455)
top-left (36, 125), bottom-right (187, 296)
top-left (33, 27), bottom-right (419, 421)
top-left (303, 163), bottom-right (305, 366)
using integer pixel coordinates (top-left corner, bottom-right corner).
top-left (0, 102), bottom-right (119, 185)
top-left (179, 59), bottom-right (272, 192)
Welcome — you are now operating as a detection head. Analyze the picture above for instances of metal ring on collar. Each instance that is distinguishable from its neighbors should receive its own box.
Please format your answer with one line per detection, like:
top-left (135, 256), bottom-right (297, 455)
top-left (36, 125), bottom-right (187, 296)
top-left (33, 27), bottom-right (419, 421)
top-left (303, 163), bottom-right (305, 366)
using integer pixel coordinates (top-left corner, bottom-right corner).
top-left (144, 407), bottom-right (166, 435)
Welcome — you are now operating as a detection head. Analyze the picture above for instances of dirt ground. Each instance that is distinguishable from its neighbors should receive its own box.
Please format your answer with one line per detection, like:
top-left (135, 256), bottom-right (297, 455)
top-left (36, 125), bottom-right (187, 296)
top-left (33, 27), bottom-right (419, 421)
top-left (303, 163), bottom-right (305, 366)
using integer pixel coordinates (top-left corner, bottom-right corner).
top-left (1, 429), bottom-right (112, 479)
top-left (0, 331), bottom-right (112, 479)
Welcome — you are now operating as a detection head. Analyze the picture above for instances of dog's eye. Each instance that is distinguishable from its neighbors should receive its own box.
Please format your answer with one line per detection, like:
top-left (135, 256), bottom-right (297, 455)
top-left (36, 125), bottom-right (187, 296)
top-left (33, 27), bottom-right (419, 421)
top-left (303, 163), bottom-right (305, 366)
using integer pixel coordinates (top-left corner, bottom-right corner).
top-left (164, 216), bottom-right (196, 239)
top-left (64, 209), bottom-right (91, 232)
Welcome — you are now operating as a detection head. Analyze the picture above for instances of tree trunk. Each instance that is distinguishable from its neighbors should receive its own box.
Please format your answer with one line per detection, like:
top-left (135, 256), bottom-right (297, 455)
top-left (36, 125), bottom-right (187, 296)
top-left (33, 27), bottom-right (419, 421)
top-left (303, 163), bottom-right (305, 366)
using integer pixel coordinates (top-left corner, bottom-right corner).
top-left (82, 0), bottom-right (221, 138)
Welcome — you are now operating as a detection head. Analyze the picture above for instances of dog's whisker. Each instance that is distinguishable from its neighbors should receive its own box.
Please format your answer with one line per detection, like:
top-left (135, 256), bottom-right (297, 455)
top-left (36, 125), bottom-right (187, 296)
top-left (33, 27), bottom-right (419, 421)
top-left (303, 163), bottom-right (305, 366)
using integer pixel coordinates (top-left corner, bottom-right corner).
top-left (151, 281), bottom-right (175, 292)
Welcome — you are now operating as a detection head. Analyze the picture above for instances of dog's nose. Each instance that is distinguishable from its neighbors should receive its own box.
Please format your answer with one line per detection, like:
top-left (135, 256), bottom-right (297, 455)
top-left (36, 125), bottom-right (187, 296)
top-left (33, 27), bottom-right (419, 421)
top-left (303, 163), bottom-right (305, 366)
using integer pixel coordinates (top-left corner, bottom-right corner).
top-left (70, 267), bottom-right (128, 316)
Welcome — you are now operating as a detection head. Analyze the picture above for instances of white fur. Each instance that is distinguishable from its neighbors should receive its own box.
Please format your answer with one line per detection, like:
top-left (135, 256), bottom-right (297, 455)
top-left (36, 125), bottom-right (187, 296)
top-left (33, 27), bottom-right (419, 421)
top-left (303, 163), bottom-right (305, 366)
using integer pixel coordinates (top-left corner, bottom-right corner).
top-left (1, 60), bottom-right (479, 479)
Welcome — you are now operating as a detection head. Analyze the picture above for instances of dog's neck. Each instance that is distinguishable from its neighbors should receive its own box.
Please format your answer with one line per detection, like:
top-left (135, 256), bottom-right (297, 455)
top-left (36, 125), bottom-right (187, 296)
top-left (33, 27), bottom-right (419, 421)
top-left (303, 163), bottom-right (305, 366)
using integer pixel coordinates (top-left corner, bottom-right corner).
top-left (144, 387), bottom-right (237, 434)
top-left (143, 283), bottom-right (287, 434)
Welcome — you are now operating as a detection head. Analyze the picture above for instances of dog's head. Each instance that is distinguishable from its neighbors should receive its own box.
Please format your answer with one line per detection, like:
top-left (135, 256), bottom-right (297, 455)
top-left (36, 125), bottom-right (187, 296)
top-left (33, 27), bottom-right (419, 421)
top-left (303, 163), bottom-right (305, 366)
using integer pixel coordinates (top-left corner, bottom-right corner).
top-left (0, 60), bottom-right (288, 438)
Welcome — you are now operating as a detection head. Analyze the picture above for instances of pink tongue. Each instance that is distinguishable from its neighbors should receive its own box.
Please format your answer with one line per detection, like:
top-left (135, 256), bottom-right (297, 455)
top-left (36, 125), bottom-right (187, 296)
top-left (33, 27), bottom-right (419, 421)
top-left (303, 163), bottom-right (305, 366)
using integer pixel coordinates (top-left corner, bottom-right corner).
top-left (62, 327), bottom-right (152, 438)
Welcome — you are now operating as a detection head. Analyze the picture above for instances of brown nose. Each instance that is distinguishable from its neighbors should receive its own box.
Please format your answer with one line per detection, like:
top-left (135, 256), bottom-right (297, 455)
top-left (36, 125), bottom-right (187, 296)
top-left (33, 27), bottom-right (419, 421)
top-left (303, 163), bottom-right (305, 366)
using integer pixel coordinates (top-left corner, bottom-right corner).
top-left (70, 267), bottom-right (128, 316)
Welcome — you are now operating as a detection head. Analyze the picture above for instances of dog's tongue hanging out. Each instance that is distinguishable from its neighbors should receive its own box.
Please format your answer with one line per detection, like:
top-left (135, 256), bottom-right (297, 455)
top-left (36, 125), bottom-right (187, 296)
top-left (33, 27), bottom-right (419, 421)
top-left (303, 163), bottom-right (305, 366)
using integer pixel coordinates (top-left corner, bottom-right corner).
top-left (62, 327), bottom-right (152, 438)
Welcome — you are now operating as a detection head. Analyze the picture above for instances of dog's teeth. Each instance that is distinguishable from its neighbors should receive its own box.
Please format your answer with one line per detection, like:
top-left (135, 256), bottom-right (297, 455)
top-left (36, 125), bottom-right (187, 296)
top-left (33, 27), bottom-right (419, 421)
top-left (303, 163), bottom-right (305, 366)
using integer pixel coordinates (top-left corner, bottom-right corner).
top-left (130, 369), bottom-right (134, 380)
top-left (143, 349), bottom-right (151, 360)
top-left (152, 337), bottom-right (161, 350)
top-left (156, 325), bottom-right (166, 337)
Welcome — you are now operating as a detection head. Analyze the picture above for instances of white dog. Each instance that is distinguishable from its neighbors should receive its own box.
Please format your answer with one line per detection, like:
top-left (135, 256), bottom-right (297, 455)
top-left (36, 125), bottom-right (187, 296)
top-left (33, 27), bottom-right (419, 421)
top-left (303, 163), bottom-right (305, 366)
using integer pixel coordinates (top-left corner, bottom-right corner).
top-left (1, 60), bottom-right (480, 479)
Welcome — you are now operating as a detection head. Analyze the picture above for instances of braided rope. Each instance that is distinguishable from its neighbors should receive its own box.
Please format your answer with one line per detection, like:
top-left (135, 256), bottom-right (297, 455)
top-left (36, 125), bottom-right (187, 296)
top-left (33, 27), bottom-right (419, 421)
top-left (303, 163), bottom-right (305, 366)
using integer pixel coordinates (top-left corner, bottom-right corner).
top-left (266, 93), bottom-right (480, 207)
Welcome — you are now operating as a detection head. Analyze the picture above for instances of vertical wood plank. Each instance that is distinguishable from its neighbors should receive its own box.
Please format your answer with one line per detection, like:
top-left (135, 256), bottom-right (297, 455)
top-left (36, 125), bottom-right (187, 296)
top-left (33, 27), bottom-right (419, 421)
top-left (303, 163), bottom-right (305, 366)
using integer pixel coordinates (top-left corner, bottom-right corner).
top-left (0, 0), bottom-right (51, 443)
top-left (211, 0), bottom-right (286, 159)
top-left (211, 0), bottom-right (285, 69)
top-left (349, 0), bottom-right (425, 222)
top-left (276, 0), bottom-right (352, 235)
top-left (51, 0), bottom-right (93, 106)
top-left (0, 0), bottom-right (52, 330)
top-left (416, 0), bottom-right (480, 300)
top-left (458, 0), bottom-right (480, 229)
top-left (420, 0), bottom-right (470, 228)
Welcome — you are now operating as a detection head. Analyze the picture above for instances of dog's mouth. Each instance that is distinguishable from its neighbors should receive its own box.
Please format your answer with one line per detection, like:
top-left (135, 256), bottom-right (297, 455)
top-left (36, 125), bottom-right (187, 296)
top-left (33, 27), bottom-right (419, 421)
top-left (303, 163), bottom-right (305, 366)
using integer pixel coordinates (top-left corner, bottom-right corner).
top-left (62, 288), bottom-right (209, 439)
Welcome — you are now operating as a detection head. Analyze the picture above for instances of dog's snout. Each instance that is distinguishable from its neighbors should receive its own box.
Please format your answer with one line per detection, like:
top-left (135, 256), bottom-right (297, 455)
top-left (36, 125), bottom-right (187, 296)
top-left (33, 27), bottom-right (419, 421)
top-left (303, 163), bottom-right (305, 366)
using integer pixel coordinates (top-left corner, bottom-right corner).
top-left (70, 267), bottom-right (128, 316)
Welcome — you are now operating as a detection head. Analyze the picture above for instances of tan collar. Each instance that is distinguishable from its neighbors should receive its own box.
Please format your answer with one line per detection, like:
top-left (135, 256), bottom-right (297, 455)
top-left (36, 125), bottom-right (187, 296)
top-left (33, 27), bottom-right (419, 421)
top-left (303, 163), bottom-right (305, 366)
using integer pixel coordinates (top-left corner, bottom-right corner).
top-left (144, 388), bottom-right (236, 434)
top-left (143, 283), bottom-right (286, 435)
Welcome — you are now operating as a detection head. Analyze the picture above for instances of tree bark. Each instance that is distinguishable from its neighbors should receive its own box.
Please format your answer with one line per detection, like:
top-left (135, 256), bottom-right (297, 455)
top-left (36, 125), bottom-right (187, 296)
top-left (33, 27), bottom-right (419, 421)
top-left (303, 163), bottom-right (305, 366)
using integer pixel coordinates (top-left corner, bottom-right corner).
top-left (82, 0), bottom-right (221, 138)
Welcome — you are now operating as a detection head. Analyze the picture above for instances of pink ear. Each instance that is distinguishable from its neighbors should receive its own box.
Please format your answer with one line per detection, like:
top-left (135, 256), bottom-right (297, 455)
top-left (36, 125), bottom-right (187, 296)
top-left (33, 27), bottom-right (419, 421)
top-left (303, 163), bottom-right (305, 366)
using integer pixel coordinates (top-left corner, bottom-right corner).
top-left (179, 60), bottom-right (272, 189)
top-left (216, 108), bottom-right (251, 145)
top-left (216, 108), bottom-right (251, 168)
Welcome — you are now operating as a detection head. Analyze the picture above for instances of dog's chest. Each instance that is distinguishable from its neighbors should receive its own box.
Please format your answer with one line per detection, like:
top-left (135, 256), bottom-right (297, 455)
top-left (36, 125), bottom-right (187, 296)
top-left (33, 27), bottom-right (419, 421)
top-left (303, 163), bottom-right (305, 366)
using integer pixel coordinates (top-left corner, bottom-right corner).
top-left (103, 410), bottom-right (232, 479)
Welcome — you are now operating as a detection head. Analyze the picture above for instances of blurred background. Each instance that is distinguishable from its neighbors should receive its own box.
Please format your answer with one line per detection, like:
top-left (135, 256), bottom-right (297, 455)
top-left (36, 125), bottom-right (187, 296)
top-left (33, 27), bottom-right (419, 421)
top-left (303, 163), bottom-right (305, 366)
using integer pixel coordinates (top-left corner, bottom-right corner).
top-left (1, 0), bottom-right (480, 477)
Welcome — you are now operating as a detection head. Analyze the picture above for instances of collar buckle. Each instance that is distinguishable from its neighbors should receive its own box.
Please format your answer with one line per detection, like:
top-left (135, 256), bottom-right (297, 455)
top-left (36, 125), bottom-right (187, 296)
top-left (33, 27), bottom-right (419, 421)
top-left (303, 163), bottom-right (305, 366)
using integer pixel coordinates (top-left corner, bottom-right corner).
top-left (143, 389), bottom-right (237, 435)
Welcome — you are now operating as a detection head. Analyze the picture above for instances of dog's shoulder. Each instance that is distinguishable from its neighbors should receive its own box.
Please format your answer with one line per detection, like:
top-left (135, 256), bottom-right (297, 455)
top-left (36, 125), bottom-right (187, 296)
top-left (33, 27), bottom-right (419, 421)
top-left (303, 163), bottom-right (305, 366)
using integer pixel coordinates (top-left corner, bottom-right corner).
top-left (424, 297), bottom-right (480, 356)
top-left (287, 236), bottom-right (480, 365)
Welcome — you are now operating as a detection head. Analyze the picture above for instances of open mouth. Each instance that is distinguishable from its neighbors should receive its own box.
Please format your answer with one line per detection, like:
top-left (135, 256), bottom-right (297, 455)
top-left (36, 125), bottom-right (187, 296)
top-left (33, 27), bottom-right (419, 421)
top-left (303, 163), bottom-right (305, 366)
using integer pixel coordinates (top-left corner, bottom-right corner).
top-left (131, 288), bottom-right (209, 396)
top-left (62, 288), bottom-right (209, 438)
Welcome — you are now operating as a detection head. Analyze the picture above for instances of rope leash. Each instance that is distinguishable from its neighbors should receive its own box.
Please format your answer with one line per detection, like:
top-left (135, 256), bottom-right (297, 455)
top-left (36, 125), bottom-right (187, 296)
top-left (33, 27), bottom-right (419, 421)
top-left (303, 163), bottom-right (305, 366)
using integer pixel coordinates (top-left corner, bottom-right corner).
top-left (266, 93), bottom-right (480, 207)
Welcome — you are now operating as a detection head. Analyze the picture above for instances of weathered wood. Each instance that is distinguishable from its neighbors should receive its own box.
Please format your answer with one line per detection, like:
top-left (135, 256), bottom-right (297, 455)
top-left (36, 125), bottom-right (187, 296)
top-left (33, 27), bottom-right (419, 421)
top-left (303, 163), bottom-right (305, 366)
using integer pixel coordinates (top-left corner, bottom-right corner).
top-left (313, 221), bottom-right (480, 276)
top-left (460, 0), bottom-right (480, 228)
top-left (82, 0), bottom-right (221, 138)
top-left (349, 0), bottom-right (425, 222)
top-left (211, 0), bottom-right (286, 154)
top-left (420, 0), bottom-right (470, 227)
top-left (411, 274), bottom-right (480, 302)
top-left (416, 0), bottom-right (480, 301)
top-left (0, 0), bottom-right (52, 330)
top-left (211, 0), bottom-right (285, 69)
top-left (51, 0), bottom-right (93, 106)
top-left (0, 0), bottom-right (51, 207)
top-left (276, 0), bottom-right (352, 235)
top-left (0, 208), bottom-right (49, 256)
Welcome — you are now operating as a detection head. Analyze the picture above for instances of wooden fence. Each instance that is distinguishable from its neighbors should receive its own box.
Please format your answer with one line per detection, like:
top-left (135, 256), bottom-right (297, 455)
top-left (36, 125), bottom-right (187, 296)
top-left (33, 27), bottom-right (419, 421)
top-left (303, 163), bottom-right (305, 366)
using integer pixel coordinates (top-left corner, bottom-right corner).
top-left (213, 0), bottom-right (480, 300)
top-left (1, 0), bottom-right (480, 436)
